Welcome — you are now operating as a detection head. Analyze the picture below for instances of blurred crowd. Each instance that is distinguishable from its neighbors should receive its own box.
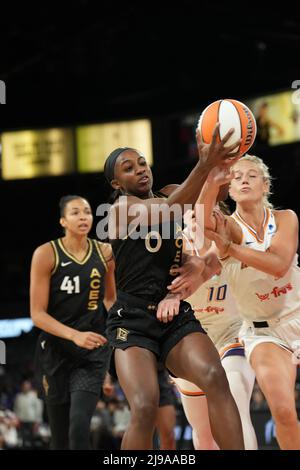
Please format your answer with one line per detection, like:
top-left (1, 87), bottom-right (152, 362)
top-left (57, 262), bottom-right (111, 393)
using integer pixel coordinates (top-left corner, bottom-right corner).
top-left (1, 362), bottom-right (300, 450)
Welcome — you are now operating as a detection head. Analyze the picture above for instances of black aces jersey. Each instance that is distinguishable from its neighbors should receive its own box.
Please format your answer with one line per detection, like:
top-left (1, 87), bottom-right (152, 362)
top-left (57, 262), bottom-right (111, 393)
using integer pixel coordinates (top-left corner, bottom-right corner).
top-left (111, 206), bottom-right (183, 302)
top-left (48, 238), bottom-right (108, 332)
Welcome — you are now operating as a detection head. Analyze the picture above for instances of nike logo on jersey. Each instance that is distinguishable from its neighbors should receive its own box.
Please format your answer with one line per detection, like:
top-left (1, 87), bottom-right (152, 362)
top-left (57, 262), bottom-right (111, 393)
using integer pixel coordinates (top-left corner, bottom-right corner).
top-left (61, 261), bottom-right (72, 267)
top-left (245, 241), bottom-right (254, 245)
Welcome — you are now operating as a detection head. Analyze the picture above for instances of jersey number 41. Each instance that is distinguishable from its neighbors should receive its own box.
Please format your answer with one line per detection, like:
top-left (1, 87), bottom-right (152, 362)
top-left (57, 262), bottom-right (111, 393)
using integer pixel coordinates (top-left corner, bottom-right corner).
top-left (60, 276), bottom-right (80, 294)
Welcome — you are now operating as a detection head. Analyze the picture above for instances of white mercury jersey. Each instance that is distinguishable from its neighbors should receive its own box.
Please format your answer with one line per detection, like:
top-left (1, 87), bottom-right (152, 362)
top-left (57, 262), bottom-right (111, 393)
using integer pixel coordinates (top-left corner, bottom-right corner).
top-left (222, 208), bottom-right (300, 321)
top-left (186, 268), bottom-right (242, 337)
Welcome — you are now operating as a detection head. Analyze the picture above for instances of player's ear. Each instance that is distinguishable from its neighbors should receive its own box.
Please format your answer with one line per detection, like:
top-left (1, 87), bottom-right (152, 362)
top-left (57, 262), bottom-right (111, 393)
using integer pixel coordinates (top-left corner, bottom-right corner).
top-left (263, 177), bottom-right (270, 195)
top-left (111, 179), bottom-right (121, 190)
top-left (60, 217), bottom-right (67, 228)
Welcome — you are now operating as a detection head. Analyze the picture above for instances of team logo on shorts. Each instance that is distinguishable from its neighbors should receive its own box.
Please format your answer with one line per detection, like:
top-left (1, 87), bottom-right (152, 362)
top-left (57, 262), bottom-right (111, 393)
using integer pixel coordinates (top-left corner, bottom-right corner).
top-left (116, 328), bottom-right (129, 342)
top-left (42, 375), bottom-right (49, 396)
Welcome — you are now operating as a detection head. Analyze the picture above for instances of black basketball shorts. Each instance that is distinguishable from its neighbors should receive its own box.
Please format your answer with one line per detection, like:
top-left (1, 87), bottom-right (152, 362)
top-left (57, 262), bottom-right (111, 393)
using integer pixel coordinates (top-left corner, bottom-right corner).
top-left (37, 338), bottom-right (111, 405)
top-left (106, 291), bottom-right (206, 365)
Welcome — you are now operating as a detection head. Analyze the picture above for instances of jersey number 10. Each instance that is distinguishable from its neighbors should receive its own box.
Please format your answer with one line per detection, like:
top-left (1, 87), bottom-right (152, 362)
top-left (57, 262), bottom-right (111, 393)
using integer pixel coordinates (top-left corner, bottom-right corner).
top-left (208, 284), bottom-right (227, 302)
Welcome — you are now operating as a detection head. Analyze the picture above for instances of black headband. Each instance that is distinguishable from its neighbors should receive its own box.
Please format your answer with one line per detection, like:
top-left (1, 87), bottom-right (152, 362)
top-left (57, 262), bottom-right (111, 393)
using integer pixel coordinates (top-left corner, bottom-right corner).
top-left (104, 147), bottom-right (132, 184)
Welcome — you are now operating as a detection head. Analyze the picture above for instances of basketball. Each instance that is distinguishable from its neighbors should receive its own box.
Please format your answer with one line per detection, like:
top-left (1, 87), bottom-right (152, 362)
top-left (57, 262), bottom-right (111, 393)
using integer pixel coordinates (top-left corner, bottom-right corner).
top-left (197, 99), bottom-right (257, 156)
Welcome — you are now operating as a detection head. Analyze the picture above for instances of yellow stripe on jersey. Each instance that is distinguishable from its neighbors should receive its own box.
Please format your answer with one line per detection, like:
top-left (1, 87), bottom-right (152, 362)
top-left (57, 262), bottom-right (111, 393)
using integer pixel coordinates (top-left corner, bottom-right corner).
top-left (121, 224), bottom-right (139, 241)
top-left (58, 238), bottom-right (93, 265)
top-left (93, 240), bottom-right (108, 272)
top-left (50, 240), bottom-right (59, 275)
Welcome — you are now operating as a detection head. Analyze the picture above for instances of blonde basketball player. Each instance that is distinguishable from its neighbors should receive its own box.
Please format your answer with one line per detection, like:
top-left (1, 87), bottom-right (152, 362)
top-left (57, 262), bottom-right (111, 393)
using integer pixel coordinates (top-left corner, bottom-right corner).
top-left (181, 155), bottom-right (300, 450)
top-left (161, 215), bottom-right (257, 450)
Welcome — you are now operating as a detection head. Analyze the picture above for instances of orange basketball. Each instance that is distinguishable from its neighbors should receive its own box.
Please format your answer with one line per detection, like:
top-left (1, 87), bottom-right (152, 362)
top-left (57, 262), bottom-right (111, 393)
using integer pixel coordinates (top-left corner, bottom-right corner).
top-left (197, 99), bottom-right (257, 156)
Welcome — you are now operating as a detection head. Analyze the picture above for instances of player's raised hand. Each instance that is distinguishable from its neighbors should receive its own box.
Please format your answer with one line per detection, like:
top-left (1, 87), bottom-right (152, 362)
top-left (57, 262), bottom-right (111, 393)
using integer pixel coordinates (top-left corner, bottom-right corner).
top-left (196, 124), bottom-right (241, 167)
